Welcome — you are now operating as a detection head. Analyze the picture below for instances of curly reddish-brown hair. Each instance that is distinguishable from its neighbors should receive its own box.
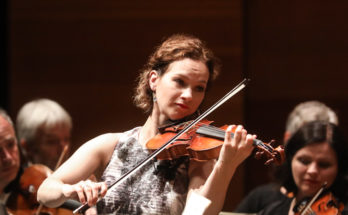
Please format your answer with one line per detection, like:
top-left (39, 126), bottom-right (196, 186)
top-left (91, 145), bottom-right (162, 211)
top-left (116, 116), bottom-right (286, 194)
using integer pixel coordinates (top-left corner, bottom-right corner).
top-left (133, 34), bottom-right (221, 113)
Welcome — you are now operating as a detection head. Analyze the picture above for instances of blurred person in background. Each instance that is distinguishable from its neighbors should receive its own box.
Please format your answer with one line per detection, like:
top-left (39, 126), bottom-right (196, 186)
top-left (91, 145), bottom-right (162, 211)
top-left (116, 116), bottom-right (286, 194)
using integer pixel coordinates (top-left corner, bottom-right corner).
top-left (0, 108), bottom-right (20, 214)
top-left (259, 121), bottom-right (348, 214)
top-left (234, 100), bottom-right (339, 214)
top-left (16, 98), bottom-right (72, 170)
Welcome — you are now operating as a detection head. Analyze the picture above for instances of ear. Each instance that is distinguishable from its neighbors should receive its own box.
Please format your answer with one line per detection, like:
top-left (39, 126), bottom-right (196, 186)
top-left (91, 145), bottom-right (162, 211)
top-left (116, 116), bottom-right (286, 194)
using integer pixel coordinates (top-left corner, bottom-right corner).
top-left (149, 70), bottom-right (159, 91)
top-left (19, 138), bottom-right (31, 155)
top-left (20, 139), bottom-right (27, 150)
top-left (283, 131), bottom-right (291, 144)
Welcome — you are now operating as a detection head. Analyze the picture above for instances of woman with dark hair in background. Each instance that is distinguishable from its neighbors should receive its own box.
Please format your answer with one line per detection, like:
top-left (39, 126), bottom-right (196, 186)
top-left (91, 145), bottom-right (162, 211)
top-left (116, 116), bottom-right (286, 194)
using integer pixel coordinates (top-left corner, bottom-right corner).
top-left (235, 100), bottom-right (340, 214)
top-left (259, 121), bottom-right (348, 215)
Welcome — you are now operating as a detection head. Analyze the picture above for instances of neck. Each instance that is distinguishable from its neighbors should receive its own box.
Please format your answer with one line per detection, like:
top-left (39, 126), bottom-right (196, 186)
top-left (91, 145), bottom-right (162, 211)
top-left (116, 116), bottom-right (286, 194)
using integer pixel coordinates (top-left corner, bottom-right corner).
top-left (140, 105), bottom-right (192, 147)
top-left (290, 193), bottom-right (315, 215)
top-left (139, 115), bottom-right (161, 148)
top-left (295, 193), bottom-right (305, 203)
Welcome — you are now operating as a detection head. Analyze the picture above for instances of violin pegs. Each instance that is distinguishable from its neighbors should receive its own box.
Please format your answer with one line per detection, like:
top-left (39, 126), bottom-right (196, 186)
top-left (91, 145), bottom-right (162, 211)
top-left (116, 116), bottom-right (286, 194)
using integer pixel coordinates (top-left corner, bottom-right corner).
top-left (268, 139), bottom-right (276, 147)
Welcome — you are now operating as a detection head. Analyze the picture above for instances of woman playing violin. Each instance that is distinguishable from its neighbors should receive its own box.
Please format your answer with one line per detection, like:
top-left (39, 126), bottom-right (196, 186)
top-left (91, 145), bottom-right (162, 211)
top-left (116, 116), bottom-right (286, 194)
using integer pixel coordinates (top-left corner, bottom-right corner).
top-left (37, 34), bottom-right (256, 215)
top-left (259, 121), bottom-right (348, 215)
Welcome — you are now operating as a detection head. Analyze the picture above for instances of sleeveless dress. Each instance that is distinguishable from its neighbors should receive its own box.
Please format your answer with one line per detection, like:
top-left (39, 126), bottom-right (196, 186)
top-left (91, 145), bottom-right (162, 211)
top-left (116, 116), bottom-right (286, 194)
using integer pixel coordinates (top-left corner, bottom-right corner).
top-left (97, 127), bottom-right (190, 215)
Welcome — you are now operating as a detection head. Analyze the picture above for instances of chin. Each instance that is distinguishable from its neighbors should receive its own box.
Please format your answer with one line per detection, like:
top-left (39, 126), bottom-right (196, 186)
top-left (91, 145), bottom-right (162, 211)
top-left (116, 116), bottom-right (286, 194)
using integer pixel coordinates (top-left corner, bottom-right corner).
top-left (173, 110), bottom-right (195, 120)
top-left (301, 188), bottom-right (318, 197)
top-left (168, 114), bottom-right (186, 121)
top-left (168, 116), bottom-right (182, 121)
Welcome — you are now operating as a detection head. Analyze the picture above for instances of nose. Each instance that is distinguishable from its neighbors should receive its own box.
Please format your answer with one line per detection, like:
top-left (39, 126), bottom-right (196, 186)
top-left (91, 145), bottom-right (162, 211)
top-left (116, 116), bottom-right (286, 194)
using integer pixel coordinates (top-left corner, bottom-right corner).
top-left (307, 162), bottom-right (319, 175)
top-left (0, 147), bottom-right (12, 161)
top-left (181, 88), bottom-right (193, 101)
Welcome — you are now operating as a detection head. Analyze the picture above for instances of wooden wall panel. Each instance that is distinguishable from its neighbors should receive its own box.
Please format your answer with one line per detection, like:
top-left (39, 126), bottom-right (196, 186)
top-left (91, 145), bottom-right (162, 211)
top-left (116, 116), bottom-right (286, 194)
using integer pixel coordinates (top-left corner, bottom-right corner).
top-left (9, 0), bottom-right (245, 211)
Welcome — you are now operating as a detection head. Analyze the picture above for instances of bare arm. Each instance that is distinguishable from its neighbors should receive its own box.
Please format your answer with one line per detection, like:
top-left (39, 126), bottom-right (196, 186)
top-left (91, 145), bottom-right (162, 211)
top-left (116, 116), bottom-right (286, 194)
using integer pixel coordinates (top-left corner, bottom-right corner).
top-left (186, 125), bottom-right (255, 215)
top-left (37, 133), bottom-right (120, 207)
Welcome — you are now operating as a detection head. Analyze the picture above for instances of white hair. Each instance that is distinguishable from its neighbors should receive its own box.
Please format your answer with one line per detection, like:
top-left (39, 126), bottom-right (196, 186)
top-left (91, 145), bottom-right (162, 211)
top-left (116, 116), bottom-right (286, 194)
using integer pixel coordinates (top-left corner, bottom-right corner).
top-left (0, 108), bottom-right (14, 126)
top-left (16, 98), bottom-right (72, 142)
top-left (285, 100), bottom-right (338, 135)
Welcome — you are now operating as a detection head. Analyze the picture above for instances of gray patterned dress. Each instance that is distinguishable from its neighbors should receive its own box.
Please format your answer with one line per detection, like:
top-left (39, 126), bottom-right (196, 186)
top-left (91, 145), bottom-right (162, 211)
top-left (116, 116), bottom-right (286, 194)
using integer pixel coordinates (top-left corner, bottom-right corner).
top-left (96, 127), bottom-right (190, 215)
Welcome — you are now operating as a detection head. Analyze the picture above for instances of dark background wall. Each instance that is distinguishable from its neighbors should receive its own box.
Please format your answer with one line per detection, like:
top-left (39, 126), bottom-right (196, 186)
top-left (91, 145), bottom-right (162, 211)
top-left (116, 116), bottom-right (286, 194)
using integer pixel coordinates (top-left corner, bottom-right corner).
top-left (4, 0), bottom-right (348, 212)
top-left (1, 0), bottom-right (8, 109)
top-left (244, 1), bottom-right (348, 193)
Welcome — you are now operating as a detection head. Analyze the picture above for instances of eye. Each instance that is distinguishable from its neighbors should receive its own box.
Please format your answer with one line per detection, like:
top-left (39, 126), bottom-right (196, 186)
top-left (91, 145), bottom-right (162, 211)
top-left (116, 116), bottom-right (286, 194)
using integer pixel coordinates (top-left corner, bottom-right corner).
top-left (317, 161), bottom-right (333, 169)
top-left (297, 157), bottom-right (311, 165)
top-left (194, 85), bottom-right (206, 93)
top-left (6, 139), bottom-right (17, 149)
top-left (174, 78), bottom-right (186, 87)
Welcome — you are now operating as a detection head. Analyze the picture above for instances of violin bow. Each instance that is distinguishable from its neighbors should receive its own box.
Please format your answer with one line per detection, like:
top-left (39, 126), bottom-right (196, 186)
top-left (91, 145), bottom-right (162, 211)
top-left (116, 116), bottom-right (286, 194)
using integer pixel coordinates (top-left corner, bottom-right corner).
top-left (35, 145), bottom-right (69, 215)
top-left (300, 182), bottom-right (327, 215)
top-left (73, 78), bottom-right (250, 214)
top-left (54, 144), bottom-right (69, 171)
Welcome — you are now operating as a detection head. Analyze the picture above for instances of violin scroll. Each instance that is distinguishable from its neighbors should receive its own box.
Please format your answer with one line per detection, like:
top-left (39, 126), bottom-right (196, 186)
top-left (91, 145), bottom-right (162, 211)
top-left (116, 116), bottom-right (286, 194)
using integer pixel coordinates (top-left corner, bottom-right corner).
top-left (254, 140), bottom-right (285, 166)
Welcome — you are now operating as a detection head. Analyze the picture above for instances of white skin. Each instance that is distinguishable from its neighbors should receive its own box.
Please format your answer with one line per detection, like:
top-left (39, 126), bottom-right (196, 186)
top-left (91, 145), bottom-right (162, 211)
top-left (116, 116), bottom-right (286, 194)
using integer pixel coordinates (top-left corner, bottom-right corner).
top-left (37, 58), bottom-right (255, 215)
top-left (0, 116), bottom-right (20, 194)
top-left (22, 123), bottom-right (71, 170)
top-left (288, 141), bottom-right (338, 215)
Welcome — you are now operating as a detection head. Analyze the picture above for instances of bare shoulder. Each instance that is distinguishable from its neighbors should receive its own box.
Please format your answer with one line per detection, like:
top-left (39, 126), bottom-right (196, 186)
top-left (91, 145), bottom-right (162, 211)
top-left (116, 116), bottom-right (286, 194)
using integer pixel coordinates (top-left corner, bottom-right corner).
top-left (80, 132), bottom-right (120, 149)
top-left (85, 132), bottom-right (121, 162)
top-left (51, 132), bottom-right (123, 182)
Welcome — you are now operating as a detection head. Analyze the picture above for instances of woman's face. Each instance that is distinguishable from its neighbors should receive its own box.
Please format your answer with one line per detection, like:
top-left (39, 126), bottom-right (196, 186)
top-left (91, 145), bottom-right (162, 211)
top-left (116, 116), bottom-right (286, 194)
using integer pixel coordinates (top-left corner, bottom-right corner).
top-left (291, 141), bottom-right (338, 199)
top-left (149, 58), bottom-right (209, 123)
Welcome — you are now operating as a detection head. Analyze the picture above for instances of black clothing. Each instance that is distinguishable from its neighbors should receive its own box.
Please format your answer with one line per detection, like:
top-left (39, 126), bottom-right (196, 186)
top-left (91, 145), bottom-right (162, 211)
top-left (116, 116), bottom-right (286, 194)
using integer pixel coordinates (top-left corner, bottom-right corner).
top-left (257, 197), bottom-right (292, 215)
top-left (234, 183), bottom-right (288, 213)
top-left (257, 193), bottom-right (348, 215)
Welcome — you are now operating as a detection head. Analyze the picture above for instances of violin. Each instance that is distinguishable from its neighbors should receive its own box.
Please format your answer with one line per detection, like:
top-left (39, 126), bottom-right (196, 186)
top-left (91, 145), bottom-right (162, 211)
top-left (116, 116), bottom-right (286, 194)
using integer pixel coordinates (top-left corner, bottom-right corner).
top-left (294, 183), bottom-right (344, 215)
top-left (6, 164), bottom-right (74, 215)
top-left (6, 145), bottom-right (79, 215)
top-left (294, 193), bottom-right (344, 215)
top-left (146, 119), bottom-right (285, 165)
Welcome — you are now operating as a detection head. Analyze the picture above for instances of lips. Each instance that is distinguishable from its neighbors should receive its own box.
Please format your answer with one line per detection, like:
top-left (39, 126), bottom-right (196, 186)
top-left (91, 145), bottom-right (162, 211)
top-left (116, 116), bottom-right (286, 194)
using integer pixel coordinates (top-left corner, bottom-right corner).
top-left (176, 103), bottom-right (189, 109)
top-left (302, 179), bottom-right (320, 185)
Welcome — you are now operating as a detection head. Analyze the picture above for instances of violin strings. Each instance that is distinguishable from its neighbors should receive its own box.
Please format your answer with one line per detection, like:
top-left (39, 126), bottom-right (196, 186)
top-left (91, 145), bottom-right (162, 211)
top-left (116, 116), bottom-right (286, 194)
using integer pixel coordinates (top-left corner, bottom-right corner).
top-left (197, 125), bottom-right (274, 153)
